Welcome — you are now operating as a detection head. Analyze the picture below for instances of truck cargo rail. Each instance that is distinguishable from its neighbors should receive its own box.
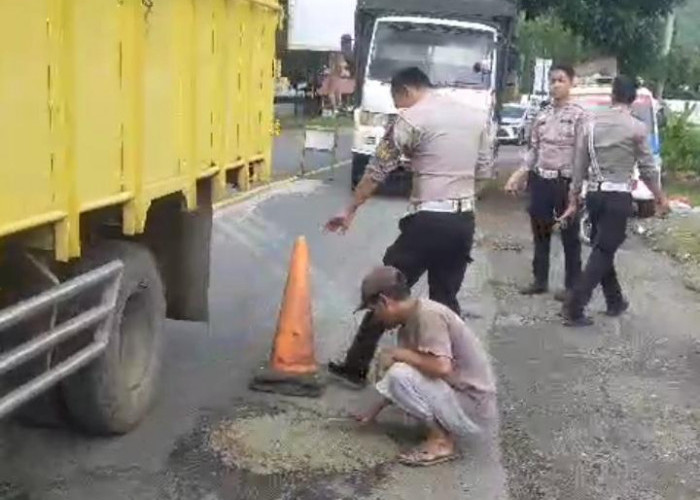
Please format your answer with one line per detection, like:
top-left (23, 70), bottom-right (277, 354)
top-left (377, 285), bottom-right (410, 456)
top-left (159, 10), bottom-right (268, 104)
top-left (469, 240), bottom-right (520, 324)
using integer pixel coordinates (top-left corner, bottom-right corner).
top-left (0, 261), bottom-right (123, 418)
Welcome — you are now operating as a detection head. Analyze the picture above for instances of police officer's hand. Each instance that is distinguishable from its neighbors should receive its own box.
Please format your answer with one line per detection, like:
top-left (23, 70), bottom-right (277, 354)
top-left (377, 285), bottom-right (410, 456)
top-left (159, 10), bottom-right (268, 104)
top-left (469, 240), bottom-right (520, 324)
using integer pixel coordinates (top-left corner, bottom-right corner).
top-left (505, 168), bottom-right (527, 195)
top-left (558, 203), bottom-right (578, 225)
top-left (324, 207), bottom-right (356, 234)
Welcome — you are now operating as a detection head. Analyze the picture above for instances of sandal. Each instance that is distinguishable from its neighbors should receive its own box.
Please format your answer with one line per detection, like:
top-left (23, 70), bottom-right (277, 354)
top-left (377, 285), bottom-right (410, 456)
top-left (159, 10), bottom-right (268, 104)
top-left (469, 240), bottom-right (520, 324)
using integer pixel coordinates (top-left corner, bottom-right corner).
top-left (397, 447), bottom-right (460, 467)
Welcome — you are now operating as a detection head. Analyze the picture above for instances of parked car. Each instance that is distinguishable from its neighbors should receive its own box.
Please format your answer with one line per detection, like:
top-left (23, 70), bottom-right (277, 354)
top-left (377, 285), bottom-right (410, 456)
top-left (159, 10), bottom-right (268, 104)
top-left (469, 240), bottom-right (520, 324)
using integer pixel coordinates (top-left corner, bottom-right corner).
top-left (497, 103), bottom-right (528, 145)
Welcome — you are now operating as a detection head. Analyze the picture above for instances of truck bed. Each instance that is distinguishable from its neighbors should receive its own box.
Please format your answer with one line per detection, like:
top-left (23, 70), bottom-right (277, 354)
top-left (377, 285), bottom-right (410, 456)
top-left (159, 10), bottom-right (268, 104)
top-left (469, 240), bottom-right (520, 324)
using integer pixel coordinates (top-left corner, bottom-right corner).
top-left (0, 0), bottom-right (279, 261)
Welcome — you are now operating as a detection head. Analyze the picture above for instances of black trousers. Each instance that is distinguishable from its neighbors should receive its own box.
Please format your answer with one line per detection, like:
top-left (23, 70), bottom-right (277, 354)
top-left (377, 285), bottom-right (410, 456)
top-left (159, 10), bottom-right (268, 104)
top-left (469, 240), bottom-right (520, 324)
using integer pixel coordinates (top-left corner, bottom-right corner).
top-left (528, 173), bottom-right (582, 289)
top-left (342, 211), bottom-right (475, 378)
top-left (568, 191), bottom-right (632, 317)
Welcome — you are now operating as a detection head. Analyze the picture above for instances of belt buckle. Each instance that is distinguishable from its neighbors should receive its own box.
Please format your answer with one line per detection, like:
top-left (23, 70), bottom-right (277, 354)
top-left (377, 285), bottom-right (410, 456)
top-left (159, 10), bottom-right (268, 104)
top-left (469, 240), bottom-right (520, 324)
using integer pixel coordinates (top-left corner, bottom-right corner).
top-left (457, 198), bottom-right (473, 213)
top-left (539, 169), bottom-right (558, 180)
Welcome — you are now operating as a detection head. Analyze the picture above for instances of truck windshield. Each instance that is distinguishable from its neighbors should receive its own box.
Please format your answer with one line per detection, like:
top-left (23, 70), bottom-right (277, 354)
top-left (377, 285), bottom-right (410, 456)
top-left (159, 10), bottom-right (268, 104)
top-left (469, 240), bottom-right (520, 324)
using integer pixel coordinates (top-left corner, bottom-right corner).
top-left (501, 105), bottom-right (526, 119)
top-left (367, 21), bottom-right (495, 89)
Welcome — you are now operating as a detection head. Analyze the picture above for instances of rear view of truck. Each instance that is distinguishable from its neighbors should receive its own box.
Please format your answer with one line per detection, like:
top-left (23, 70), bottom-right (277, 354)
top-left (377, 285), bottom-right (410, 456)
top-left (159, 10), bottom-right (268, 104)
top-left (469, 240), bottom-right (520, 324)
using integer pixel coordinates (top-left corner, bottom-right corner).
top-left (0, 0), bottom-right (279, 435)
top-left (351, 0), bottom-right (518, 190)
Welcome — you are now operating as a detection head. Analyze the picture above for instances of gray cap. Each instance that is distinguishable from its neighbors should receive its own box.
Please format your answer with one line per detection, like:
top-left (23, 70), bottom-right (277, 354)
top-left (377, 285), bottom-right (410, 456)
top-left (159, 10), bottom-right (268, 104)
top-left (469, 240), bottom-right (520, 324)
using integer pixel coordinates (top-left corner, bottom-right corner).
top-left (355, 266), bottom-right (407, 312)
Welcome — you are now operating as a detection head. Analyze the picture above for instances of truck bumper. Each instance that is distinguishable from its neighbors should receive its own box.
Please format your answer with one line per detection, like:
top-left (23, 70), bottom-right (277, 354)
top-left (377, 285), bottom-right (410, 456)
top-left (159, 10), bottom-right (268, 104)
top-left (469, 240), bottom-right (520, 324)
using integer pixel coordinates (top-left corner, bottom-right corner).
top-left (0, 261), bottom-right (123, 420)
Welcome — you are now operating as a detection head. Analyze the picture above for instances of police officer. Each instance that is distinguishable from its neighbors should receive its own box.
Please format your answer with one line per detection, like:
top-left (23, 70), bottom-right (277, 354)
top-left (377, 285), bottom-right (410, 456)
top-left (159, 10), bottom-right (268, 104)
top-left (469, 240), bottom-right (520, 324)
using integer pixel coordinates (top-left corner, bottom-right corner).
top-left (505, 63), bottom-right (586, 301)
top-left (324, 67), bottom-right (492, 388)
top-left (561, 75), bottom-right (669, 326)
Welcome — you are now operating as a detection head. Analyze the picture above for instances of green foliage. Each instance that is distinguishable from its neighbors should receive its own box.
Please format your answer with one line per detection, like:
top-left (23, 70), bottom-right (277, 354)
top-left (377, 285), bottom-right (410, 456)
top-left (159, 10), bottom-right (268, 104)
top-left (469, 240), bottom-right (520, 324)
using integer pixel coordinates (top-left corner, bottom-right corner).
top-left (661, 105), bottom-right (700, 174)
top-left (660, 46), bottom-right (700, 99)
top-left (516, 15), bottom-right (593, 92)
top-left (516, 15), bottom-right (592, 63)
top-left (676, 0), bottom-right (700, 49)
top-left (518, 0), bottom-right (681, 75)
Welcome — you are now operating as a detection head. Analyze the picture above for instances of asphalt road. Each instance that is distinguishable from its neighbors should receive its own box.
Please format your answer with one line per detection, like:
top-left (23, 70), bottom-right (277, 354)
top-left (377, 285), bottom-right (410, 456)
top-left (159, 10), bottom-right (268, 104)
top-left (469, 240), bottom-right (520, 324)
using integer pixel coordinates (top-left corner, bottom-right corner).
top-left (3, 145), bottom-right (700, 499)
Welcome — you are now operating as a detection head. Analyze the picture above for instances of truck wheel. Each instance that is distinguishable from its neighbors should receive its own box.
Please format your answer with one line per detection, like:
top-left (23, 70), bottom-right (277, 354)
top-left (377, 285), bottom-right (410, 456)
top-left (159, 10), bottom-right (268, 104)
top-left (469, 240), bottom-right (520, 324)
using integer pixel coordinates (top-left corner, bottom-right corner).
top-left (61, 241), bottom-right (165, 435)
top-left (351, 153), bottom-right (369, 190)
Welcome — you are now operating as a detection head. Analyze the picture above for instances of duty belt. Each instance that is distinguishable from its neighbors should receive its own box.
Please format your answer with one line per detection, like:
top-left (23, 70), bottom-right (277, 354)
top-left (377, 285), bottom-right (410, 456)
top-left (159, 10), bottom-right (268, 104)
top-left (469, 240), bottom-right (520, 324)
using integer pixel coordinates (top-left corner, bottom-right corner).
top-left (407, 198), bottom-right (475, 215)
top-left (536, 168), bottom-right (569, 180)
top-left (589, 181), bottom-right (632, 193)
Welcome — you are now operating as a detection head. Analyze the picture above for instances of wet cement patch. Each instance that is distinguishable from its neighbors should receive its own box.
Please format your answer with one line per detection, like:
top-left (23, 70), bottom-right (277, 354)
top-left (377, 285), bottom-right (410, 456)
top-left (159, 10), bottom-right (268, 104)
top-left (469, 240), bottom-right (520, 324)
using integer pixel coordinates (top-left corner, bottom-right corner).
top-left (163, 400), bottom-right (397, 500)
top-left (208, 410), bottom-right (399, 475)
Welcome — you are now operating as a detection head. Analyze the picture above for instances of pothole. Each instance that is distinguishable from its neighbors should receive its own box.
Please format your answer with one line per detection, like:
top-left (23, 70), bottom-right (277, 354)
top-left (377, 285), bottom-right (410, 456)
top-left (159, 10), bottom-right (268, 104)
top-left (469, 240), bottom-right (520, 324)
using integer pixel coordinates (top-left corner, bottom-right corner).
top-left (489, 238), bottom-right (525, 252)
top-left (207, 410), bottom-right (399, 475)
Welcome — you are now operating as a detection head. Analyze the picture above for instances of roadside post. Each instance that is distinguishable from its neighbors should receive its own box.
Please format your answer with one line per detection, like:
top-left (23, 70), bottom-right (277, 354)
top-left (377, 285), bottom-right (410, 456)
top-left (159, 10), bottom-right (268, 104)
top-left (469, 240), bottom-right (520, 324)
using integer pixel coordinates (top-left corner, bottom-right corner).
top-left (300, 123), bottom-right (339, 179)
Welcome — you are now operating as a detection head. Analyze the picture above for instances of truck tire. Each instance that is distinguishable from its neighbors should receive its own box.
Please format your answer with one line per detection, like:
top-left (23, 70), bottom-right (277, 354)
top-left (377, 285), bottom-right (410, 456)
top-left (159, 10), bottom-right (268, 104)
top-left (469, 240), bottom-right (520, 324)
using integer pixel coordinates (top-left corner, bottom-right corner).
top-left (12, 389), bottom-right (69, 429)
top-left (61, 241), bottom-right (165, 435)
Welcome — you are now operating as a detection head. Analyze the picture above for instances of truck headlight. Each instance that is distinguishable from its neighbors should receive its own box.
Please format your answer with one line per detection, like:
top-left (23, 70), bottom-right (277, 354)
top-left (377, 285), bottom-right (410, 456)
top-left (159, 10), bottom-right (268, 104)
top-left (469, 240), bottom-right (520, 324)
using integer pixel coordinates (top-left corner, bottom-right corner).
top-left (359, 111), bottom-right (389, 127)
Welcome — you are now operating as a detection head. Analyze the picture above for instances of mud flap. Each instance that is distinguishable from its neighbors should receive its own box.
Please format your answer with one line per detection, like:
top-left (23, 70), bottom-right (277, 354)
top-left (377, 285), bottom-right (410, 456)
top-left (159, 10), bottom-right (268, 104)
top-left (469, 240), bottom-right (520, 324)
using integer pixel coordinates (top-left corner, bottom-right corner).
top-left (144, 182), bottom-right (212, 322)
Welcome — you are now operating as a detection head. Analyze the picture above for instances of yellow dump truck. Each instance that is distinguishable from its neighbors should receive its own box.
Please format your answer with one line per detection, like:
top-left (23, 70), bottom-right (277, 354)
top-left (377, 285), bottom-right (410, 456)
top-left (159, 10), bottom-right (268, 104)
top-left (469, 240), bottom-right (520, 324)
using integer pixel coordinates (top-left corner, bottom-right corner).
top-left (0, 0), bottom-right (279, 435)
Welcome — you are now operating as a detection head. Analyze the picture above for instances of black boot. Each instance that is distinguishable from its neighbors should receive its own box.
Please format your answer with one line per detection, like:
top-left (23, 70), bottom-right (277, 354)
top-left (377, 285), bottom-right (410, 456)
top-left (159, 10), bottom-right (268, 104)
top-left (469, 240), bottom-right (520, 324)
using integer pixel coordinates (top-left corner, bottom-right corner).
top-left (327, 361), bottom-right (367, 390)
top-left (553, 288), bottom-right (572, 303)
top-left (562, 314), bottom-right (594, 327)
top-left (327, 311), bottom-right (384, 390)
top-left (605, 299), bottom-right (629, 317)
top-left (561, 294), bottom-right (594, 327)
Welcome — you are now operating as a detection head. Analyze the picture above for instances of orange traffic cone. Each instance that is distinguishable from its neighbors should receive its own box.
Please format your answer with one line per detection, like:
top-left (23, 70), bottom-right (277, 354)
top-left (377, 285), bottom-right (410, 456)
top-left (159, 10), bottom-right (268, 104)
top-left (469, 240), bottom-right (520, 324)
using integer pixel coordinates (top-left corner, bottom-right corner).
top-left (249, 236), bottom-right (325, 397)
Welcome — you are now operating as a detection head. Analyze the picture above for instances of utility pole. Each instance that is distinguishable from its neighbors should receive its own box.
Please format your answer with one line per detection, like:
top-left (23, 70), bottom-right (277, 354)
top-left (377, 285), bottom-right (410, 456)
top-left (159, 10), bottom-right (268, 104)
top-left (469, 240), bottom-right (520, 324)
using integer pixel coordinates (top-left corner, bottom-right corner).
top-left (658, 10), bottom-right (676, 98)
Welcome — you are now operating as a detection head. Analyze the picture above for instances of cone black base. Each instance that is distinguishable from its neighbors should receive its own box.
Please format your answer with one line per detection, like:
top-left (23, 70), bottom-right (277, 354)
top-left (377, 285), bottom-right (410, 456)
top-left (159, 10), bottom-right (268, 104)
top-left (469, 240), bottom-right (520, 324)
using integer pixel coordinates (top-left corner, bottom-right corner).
top-left (249, 366), bottom-right (326, 398)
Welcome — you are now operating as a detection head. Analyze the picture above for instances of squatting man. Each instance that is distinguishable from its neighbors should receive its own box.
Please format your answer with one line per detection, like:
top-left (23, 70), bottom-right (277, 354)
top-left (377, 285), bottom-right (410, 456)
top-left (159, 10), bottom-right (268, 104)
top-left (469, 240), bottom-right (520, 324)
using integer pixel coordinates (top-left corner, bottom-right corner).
top-left (351, 266), bottom-right (497, 467)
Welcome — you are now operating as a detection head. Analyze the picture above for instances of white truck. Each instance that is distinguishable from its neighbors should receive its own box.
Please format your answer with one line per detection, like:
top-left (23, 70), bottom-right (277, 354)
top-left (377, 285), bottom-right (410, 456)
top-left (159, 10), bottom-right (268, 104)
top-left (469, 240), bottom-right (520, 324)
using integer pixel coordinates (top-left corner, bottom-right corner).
top-left (350, 0), bottom-right (519, 191)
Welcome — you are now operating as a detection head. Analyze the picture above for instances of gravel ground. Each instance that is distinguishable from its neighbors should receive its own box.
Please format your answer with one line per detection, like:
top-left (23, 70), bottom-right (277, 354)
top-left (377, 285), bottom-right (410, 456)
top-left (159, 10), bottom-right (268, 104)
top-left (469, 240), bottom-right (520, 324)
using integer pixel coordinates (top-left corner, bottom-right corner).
top-left (638, 212), bottom-right (700, 293)
top-left (479, 190), bottom-right (700, 499)
top-left (4, 147), bottom-right (700, 499)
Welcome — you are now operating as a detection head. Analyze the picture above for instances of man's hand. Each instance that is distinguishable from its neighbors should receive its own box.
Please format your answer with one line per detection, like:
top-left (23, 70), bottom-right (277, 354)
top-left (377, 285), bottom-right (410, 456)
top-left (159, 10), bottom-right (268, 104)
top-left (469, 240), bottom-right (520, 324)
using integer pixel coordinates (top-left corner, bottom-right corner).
top-left (324, 207), bottom-right (356, 234)
top-left (505, 167), bottom-right (528, 195)
top-left (379, 348), bottom-right (398, 371)
top-left (324, 173), bottom-right (379, 235)
top-left (557, 203), bottom-right (579, 225)
top-left (385, 347), bottom-right (452, 379)
top-left (556, 192), bottom-right (580, 227)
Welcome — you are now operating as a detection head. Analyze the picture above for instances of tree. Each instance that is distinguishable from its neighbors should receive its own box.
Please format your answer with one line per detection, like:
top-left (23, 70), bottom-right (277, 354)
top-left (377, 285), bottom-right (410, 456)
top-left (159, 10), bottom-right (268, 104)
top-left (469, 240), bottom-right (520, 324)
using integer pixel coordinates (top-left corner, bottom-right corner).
top-left (516, 15), bottom-right (593, 92)
top-left (662, 45), bottom-right (700, 98)
top-left (518, 0), bottom-right (684, 74)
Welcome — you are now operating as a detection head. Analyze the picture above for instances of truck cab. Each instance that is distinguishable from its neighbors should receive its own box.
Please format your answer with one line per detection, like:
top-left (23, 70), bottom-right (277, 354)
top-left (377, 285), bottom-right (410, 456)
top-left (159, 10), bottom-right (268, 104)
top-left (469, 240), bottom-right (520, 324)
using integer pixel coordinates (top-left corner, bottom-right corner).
top-left (351, 17), bottom-right (499, 188)
top-left (349, 0), bottom-right (518, 190)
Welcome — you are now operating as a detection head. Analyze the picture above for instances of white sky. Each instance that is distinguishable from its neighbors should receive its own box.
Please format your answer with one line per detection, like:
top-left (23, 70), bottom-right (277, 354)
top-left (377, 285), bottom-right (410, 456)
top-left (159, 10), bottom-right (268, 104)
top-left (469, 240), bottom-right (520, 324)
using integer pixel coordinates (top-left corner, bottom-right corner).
top-left (287, 0), bottom-right (357, 52)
